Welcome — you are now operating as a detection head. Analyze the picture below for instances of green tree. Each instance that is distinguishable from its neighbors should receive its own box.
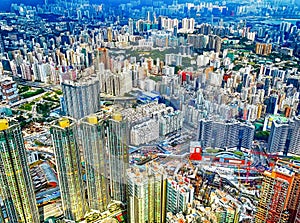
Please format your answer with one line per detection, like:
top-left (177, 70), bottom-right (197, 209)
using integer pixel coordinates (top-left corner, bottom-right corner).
top-left (254, 131), bottom-right (270, 141)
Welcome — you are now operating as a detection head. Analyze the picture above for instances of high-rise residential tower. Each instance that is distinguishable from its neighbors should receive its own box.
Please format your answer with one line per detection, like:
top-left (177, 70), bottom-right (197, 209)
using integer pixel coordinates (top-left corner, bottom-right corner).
top-left (166, 177), bottom-right (194, 215)
top-left (80, 115), bottom-right (110, 212)
top-left (106, 114), bottom-right (129, 203)
top-left (255, 161), bottom-right (300, 223)
top-left (267, 119), bottom-right (290, 154)
top-left (255, 43), bottom-right (272, 55)
top-left (0, 119), bottom-right (40, 223)
top-left (62, 75), bottom-right (100, 119)
top-left (50, 118), bottom-right (88, 221)
top-left (127, 164), bottom-right (167, 223)
top-left (197, 119), bottom-right (255, 150)
top-left (267, 116), bottom-right (300, 155)
top-left (80, 112), bottom-right (129, 212)
top-left (128, 18), bottom-right (134, 35)
top-left (287, 116), bottom-right (300, 155)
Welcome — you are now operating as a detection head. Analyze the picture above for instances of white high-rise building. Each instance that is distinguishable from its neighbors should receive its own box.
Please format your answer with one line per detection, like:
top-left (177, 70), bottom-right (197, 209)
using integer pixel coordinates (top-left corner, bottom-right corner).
top-left (166, 177), bottom-right (194, 214)
top-left (130, 119), bottom-right (160, 146)
top-left (99, 70), bottom-right (132, 96)
top-left (181, 18), bottom-right (195, 33)
top-left (267, 120), bottom-right (290, 154)
top-left (289, 116), bottom-right (300, 155)
top-left (197, 119), bottom-right (254, 149)
top-left (268, 116), bottom-right (300, 155)
top-left (128, 18), bottom-right (134, 35)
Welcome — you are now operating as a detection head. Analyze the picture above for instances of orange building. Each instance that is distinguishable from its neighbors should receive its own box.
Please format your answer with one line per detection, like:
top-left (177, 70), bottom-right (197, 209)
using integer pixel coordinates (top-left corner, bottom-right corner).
top-left (255, 161), bottom-right (300, 223)
top-left (255, 43), bottom-right (272, 55)
top-left (257, 104), bottom-right (263, 119)
top-left (97, 48), bottom-right (110, 70)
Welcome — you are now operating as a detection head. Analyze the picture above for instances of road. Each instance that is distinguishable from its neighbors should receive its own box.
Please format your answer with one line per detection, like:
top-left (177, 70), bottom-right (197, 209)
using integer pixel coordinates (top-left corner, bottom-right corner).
top-left (11, 91), bottom-right (48, 108)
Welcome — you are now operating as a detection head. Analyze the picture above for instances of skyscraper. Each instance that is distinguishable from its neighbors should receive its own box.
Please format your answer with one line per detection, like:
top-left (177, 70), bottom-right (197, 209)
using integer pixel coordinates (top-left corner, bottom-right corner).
top-left (107, 28), bottom-right (113, 42)
top-left (288, 116), bottom-right (300, 155)
top-left (0, 77), bottom-right (19, 105)
top-left (80, 112), bottom-right (128, 211)
top-left (267, 120), bottom-right (290, 154)
top-left (267, 116), bottom-right (300, 155)
top-left (255, 43), bottom-right (272, 55)
top-left (166, 177), bottom-right (194, 214)
top-left (197, 119), bottom-right (254, 150)
top-left (0, 119), bottom-right (40, 223)
top-left (265, 94), bottom-right (279, 114)
top-left (62, 75), bottom-right (100, 119)
top-left (127, 164), bottom-right (167, 223)
top-left (255, 161), bottom-right (300, 223)
top-left (128, 18), bottom-right (134, 35)
top-left (106, 114), bottom-right (129, 203)
top-left (80, 115), bottom-right (110, 212)
top-left (181, 18), bottom-right (195, 33)
top-left (50, 118), bottom-right (88, 221)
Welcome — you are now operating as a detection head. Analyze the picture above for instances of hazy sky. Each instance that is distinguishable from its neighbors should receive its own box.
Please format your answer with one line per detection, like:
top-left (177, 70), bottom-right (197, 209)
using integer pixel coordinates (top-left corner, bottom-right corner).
top-left (0, 0), bottom-right (299, 12)
top-left (0, 0), bottom-right (121, 11)
top-left (1, 0), bottom-right (13, 11)
top-left (1, 0), bottom-right (48, 11)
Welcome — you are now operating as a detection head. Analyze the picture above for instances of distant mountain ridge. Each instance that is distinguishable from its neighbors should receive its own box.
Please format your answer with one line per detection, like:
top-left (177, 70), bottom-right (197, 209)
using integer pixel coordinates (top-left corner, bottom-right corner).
top-left (0, 0), bottom-right (51, 12)
top-left (0, 0), bottom-right (130, 12)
